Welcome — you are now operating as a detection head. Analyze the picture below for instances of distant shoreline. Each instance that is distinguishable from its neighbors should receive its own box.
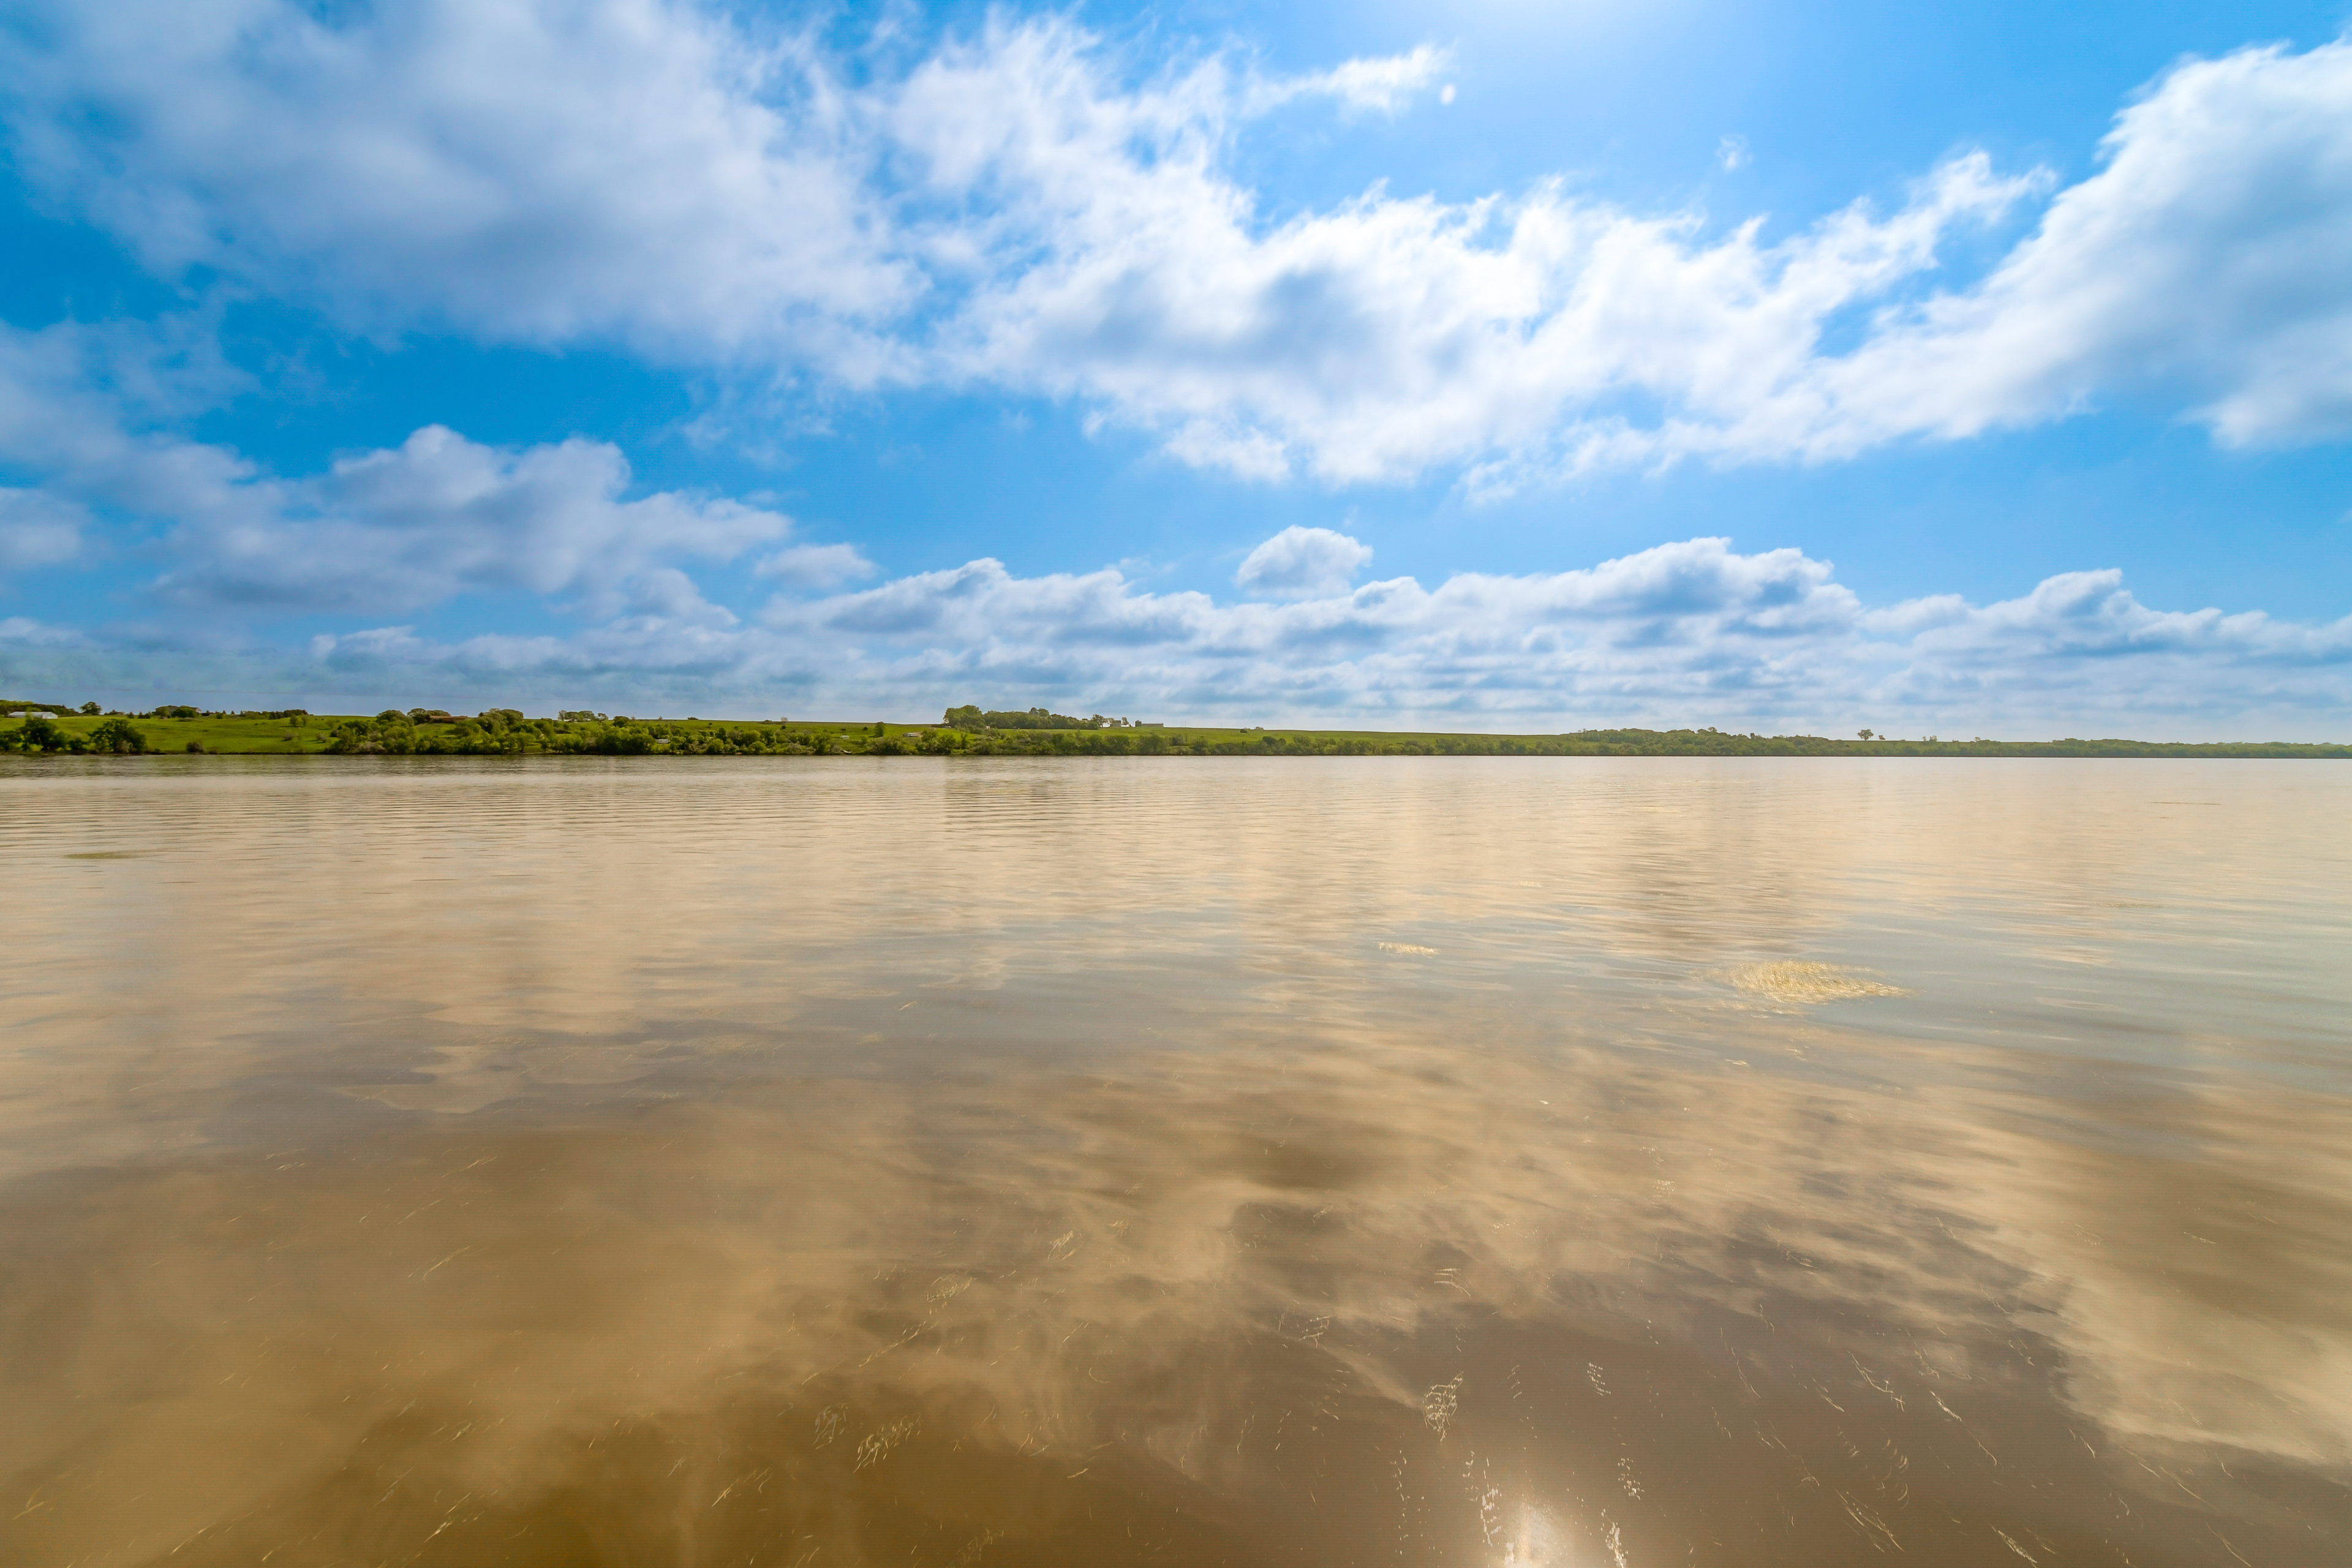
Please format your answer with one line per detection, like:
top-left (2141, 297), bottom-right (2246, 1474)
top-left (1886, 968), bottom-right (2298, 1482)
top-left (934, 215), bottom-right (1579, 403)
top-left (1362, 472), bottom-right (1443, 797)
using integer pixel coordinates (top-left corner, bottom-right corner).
top-left (5, 706), bottom-right (2347, 758)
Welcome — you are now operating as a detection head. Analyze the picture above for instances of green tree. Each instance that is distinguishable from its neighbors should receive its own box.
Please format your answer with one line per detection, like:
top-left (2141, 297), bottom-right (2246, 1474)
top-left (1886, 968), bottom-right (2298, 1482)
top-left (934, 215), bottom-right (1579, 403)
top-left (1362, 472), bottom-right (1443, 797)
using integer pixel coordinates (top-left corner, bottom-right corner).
top-left (88, 717), bottom-right (147, 753)
top-left (78, 701), bottom-right (100, 714)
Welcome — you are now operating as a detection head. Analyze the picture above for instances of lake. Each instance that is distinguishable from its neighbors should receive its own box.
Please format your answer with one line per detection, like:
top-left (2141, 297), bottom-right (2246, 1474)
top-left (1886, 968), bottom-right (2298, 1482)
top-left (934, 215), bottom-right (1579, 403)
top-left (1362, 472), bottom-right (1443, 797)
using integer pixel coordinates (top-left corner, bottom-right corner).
top-left (2, 756), bottom-right (2346, 1566)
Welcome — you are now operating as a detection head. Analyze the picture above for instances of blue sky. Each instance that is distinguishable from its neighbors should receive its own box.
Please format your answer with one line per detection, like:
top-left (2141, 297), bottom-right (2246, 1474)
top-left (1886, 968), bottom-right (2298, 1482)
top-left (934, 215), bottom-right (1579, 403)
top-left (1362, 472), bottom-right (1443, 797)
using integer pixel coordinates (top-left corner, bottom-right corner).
top-left (2, 0), bottom-right (2350, 734)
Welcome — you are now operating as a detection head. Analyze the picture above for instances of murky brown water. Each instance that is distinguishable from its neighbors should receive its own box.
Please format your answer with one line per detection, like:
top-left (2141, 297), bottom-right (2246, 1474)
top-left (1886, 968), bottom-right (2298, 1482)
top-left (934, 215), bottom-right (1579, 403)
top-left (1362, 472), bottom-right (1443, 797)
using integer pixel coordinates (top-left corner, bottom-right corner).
top-left (2, 756), bottom-right (2348, 1567)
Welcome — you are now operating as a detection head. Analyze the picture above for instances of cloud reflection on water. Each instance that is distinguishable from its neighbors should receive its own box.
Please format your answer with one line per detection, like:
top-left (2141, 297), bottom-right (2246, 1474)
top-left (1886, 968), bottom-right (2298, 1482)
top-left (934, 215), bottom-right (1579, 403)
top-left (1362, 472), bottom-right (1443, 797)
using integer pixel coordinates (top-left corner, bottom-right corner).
top-left (1, 757), bottom-right (2346, 1565)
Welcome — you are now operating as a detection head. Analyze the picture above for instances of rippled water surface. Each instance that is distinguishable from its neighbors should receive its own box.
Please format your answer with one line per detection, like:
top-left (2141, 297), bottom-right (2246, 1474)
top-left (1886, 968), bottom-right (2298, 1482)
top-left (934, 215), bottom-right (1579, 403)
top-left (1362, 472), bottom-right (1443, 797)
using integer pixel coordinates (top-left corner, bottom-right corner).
top-left (4, 756), bottom-right (2349, 1567)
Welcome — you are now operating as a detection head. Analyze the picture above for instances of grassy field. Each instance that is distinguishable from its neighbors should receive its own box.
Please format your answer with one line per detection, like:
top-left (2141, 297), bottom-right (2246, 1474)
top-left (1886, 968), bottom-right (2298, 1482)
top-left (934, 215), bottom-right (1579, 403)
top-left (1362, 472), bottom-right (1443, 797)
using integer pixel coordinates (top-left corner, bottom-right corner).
top-left (1, 709), bottom-right (331, 754)
top-left (6, 704), bottom-right (2348, 758)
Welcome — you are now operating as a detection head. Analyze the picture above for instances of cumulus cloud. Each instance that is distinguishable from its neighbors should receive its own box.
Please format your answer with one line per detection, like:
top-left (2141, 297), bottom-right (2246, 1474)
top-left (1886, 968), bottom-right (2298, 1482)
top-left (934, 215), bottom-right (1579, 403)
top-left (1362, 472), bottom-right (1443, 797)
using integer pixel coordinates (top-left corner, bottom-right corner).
top-left (0, 315), bottom-right (254, 518)
top-left (918, 28), bottom-right (2352, 482)
top-left (150, 426), bottom-right (791, 612)
top-left (0, 0), bottom-right (907, 359)
top-left (1234, 526), bottom-right (1373, 598)
top-left (0, 12), bottom-right (2344, 732)
top-left (10, 6), bottom-right (2351, 483)
top-left (755, 535), bottom-right (1875, 722)
top-left (910, 28), bottom-right (2352, 486)
top-left (1819, 41), bottom-right (2352, 451)
top-left (12, 538), bottom-right (2343, 736)
top-left (1869, 570), bottom-right (2352, 715)
top-left (0, 319), bottom-right (796, 616)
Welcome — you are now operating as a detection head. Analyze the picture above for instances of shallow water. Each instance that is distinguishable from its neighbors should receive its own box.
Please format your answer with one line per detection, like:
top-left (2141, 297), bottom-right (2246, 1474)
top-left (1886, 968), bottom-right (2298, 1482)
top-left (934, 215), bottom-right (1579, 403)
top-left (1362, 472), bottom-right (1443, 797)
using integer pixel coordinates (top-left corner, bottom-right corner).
top-left (2, 756), bottom-right (2348, 1567)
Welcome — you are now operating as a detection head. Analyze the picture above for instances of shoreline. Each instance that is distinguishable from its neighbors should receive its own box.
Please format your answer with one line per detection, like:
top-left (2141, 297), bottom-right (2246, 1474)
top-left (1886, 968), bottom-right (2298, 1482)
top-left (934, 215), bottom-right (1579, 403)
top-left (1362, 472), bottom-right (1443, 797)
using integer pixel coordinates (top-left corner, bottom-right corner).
top-left (7, 704), bottom-right (2348, 758)
top-left (6, 718), bottom-right (2348, 761)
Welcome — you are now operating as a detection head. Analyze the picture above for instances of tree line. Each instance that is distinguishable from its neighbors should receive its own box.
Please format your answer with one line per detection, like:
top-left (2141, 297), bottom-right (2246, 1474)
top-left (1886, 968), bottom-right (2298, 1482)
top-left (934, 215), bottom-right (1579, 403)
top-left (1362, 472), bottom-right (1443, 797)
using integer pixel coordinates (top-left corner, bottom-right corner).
top-left (941, 706), bottom-right (1150, 730)
top-left (7, 701), bottom-right (2348, 758)
top-left (2, 714), bottom-right (150, 753)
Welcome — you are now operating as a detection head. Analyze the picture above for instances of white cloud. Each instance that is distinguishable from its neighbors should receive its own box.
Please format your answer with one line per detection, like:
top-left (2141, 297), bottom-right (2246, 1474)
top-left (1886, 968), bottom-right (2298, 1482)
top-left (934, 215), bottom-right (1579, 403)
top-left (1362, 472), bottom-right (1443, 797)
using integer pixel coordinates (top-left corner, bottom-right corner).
top-left (753, 543), bottom-right (877, 589)
top-left (0, 315), bottom-right (255, 519)
top-left (0, 13), bottom-right (2340, 729)
top-left (1854, 570), bottom-right (2352, 725)
top-left (15, 539), bottom-right (2342, 737)
top-left (0, 489), bottom-right (86, 570)
top-left (1717, 135), bottom-right (1749, 173)
top-left (0, 615), bottom-right (82, 648)
top-left (756, 536), bottom-right (1876, 722)
top-left (1251, 45), bottom-right (1452, 116)
top-left (1234, 526), bottom-right (1373, 598)
top-left (1816, 41), bottom-right (2352, 452)
top-left (0, 320), bottom-right (791, 616)
top-left (9, 9), bottom-right (2352, 483)
top-left (151, 425), bottom-right (791, 613)
top-left (905, 29), bottom-right (2352, 486)
top-left (882, 20), bottom-right (2040, 484)
top-left (0, 0), bottom-right (907, 360)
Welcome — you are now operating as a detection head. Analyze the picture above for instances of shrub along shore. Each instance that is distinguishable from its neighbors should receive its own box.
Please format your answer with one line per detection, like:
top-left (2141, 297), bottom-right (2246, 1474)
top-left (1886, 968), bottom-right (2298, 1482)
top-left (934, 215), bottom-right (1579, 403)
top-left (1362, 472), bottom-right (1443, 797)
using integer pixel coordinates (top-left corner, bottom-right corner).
top-left (4, 701), bottom-right (2347, 758)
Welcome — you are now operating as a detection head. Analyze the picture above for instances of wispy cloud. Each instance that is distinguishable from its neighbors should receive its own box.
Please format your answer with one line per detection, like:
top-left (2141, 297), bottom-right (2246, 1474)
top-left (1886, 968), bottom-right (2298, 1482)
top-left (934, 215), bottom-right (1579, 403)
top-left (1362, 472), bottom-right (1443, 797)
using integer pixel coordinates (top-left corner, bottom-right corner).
top-left (1246, 43), bottom-right (1452, 116)
top-left (753, 543), bottom-right (878, 589)
top-left (0, 0), bottom-right (909, 360)
top-left (9, 5), bottom-right (2351, 485)
top-left (0, 490), bottom-right (86, 570)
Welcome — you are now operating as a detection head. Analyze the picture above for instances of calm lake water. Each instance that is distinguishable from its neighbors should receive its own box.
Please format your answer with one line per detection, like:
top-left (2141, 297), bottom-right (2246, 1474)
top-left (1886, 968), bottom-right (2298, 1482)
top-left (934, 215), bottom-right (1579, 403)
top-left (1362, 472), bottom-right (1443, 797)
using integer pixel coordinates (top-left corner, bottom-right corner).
top-left (3, 756), bottom-right (2348, 1567)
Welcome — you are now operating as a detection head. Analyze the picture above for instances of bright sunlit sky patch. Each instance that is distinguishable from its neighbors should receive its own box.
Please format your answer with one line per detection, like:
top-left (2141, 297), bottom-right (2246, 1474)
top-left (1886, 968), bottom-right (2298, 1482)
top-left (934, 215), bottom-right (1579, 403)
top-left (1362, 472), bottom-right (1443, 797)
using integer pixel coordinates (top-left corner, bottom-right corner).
top-left (2, 0), bottom-right (2350, 733)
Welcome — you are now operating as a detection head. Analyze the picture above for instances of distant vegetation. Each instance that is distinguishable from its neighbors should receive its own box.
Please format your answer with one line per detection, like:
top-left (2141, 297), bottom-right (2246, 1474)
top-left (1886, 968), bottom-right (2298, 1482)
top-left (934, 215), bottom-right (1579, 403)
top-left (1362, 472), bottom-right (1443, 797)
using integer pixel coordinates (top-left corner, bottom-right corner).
top-left (941, 705), bottom-right (1148, 730)
top-left (1, 705), bottom-right (315, 755)
top-left (4, 700), bottom-right (2348, 758)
